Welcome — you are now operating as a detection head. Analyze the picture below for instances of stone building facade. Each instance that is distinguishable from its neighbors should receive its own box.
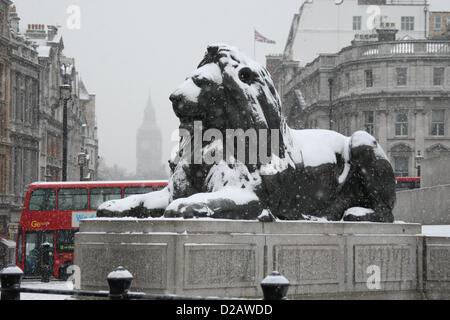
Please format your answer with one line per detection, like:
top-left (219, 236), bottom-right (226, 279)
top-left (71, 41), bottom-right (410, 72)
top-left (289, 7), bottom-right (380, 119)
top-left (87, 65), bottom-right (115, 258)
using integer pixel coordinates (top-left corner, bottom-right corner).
top-left (279, 29), bottom-right (450, 179)
top-left (25, 25), bottom-right (98, 183)
top-left (429, 12), bottom-right (450, 40)
top-left (5, 6), bottom-right (41, 235)
top-left (0, 4), bottom-right (99, 240)
top-left (79, 79), bottom-right (98, 181)
top-left (25, 23), bottom-right (65, 182)
top-left (0, 0), bottom-right (12, 239)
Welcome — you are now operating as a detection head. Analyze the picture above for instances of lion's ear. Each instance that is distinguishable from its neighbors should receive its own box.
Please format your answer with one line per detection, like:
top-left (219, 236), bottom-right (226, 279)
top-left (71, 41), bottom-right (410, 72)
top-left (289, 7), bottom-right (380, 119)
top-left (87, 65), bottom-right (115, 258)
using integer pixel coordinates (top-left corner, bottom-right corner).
top-left (207, 45), bottom-right (219, 56)
top-left (198, 46), bottom-right (221, 68)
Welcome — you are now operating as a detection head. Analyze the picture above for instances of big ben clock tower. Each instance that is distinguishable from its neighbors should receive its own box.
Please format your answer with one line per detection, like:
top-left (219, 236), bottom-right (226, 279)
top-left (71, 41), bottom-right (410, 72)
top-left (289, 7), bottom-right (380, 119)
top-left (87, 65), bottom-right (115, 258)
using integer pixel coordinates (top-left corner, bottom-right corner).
top-left (136, 92), bottom-right (166, 179)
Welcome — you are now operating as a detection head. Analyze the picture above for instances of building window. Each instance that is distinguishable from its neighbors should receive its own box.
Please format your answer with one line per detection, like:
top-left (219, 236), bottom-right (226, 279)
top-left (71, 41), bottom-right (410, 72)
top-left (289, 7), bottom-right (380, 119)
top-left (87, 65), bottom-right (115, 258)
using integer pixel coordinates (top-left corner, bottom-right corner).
top-left (433, 67), bottom-right (445, 86)
top-left (396, 67), bottom-right (407, 86)
top-left (447, 17), bottom-right (450, 28)
top-left (395, 111), bottom-right (408, 136)
top-left (394, 156), bottom-right (409, 177)
top-left (401, 17), bottom-right (415, 31)
top-left (434, 16), bottom-right (442, 30)
top-left (353, 16), bottom-right (362, 31)
top-left (431, 110), bottom-right (445, 136)
top-left (365, 70), bottom-right (373, 88)
top-left (364, 111), bottom-right (374, 135)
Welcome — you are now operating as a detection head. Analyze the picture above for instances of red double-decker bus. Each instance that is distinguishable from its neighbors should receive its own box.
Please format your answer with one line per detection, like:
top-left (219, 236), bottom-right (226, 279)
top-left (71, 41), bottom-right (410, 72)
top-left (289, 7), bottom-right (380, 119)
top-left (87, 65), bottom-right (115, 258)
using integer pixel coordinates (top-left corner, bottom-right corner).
top-left (395, 177), bottom-right (421, 191)
top-left (16, 180), bottom-right (167, 279)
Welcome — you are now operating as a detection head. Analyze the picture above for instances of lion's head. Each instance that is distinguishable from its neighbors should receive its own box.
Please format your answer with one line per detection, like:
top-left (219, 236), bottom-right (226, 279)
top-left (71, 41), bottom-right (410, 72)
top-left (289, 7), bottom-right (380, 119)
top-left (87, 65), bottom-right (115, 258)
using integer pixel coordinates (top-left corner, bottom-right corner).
top-left (169, 44), bottom-right (291, 167)
top-left (168, 44), bottom-right (295, 202)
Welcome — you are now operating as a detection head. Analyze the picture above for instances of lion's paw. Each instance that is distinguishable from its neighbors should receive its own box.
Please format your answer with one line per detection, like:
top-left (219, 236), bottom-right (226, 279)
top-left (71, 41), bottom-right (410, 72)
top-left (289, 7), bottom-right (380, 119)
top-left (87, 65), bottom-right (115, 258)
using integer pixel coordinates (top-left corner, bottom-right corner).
top-left (257, 209), bottom-right (276, 222)
top-left (164, 202), bottom-right (214, 219)
top-left (342, 207), bottom-right (374, 222)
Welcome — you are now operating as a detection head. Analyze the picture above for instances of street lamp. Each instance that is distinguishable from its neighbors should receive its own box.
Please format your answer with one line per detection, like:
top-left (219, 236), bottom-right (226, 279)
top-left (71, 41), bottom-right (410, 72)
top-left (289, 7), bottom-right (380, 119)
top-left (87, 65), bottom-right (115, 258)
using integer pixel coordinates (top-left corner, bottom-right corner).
top-left (60, 64), bottom-right (72, 182)
top-left (424, 1), bottom-right (428, 39)
top-left (415, 150), bottom-right (424, 178)
top-left (328, 78), bottom-right (334, 131)
top-left (78, 148), bottom-right (87, 181)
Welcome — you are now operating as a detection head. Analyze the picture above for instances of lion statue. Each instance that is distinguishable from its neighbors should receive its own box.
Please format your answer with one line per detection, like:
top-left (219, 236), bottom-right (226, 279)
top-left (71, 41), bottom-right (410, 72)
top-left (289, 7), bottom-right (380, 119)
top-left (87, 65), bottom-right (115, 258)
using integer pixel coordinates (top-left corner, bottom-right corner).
top-left (98, 44), bottom-right (396, 222)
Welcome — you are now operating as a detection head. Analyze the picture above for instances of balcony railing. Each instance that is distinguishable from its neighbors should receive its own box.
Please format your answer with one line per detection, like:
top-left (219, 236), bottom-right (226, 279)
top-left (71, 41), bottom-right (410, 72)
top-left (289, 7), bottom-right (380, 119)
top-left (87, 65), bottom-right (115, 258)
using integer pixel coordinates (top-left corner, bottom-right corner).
top-left (357, 41), bottom-right (450, 57)
top-left (285, 40), bottom-right (450, 94)
top-left (385, 0), bottom-right (427, 5)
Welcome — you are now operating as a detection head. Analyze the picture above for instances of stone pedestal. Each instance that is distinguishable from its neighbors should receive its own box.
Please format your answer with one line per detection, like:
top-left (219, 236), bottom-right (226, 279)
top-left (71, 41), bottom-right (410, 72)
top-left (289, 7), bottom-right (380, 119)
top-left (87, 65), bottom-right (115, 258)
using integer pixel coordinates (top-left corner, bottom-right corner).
top-left (74, 219), bottom-right (446, 299)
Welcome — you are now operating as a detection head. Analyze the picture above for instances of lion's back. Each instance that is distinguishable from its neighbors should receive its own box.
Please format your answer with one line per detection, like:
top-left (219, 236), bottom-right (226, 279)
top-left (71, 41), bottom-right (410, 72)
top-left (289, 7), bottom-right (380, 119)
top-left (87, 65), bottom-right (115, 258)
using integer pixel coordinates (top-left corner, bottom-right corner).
top-left (289, 129), bottom-right (349, 168)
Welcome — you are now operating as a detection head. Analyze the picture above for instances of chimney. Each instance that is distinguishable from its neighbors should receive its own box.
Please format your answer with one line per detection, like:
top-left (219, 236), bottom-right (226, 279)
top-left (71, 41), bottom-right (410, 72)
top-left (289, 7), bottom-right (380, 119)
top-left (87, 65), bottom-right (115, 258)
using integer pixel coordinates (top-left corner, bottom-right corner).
top-left (25, 23), bottom-right (47, 39)
top-left (376, 23), bottom-right (398, 42)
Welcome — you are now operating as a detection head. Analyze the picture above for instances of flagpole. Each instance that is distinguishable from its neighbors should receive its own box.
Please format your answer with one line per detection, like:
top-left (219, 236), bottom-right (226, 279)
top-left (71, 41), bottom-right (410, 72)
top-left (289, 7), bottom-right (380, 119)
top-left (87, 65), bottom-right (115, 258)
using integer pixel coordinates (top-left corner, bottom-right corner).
top-left (254, 30), bottom-right (276, 61)
top-left (253, 28), bottom-right (256, 60)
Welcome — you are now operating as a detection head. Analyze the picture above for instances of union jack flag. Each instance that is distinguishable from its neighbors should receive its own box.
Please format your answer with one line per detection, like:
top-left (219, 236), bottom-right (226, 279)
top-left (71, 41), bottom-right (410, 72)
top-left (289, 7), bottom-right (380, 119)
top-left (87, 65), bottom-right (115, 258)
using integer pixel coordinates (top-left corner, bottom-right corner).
top-left (254, 30), bottom-right (276, 44)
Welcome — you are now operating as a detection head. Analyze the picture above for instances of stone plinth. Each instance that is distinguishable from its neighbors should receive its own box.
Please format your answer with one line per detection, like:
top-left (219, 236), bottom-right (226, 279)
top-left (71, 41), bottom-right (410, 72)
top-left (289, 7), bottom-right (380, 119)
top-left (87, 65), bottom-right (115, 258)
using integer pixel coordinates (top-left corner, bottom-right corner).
top-left (75, 219), bottom-right (435, 299)
top-left (424, 236), bottom-right (450, 299)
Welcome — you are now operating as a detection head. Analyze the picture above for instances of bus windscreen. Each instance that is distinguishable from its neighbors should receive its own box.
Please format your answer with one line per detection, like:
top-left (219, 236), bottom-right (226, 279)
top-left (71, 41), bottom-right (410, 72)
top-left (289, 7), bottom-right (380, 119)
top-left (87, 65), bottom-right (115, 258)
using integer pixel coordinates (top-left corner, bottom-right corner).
top-left (58, 188), bottom-right (88, 211)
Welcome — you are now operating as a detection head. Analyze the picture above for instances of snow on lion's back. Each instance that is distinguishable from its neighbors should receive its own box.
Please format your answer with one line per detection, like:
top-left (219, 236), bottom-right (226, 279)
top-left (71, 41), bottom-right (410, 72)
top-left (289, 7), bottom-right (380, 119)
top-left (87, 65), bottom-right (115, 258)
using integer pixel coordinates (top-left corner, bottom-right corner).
top-left (289, 129), bottom-right (349, 168)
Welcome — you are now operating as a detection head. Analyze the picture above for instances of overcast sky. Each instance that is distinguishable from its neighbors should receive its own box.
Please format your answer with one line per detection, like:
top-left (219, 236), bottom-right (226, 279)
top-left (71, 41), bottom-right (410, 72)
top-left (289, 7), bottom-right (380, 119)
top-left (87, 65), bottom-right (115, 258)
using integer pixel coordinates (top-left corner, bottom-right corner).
top-left (13, 0), bottom-right (449, 174)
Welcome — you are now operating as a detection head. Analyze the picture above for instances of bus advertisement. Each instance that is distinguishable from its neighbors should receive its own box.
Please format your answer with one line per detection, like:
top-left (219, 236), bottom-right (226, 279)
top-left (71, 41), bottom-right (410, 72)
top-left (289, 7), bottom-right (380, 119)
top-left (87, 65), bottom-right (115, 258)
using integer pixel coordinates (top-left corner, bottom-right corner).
top-left (16, 180), bottom-right (167, 279)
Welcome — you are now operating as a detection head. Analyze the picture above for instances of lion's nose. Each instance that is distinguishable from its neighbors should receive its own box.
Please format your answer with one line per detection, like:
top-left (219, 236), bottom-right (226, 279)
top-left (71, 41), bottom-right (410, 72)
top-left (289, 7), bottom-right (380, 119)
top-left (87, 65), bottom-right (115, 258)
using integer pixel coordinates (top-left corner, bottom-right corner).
top-left (169, 92), bottom-right (179, 104)
top-left (170, 92), bottom-right (184, 115)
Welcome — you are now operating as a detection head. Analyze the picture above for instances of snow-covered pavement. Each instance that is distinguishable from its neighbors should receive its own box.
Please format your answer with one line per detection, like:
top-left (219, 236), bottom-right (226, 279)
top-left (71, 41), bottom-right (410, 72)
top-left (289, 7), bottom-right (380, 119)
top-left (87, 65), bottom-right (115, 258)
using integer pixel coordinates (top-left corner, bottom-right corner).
top-left (421, 225), bottom-right (450, 237)
top-left (20, 280), bottom-right (74, 300)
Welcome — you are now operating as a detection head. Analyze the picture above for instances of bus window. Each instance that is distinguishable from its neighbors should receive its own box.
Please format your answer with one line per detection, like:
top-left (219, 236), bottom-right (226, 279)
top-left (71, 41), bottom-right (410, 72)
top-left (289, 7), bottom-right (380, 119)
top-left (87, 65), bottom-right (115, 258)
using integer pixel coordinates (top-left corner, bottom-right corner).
top-left (90, 187), bottom-right (122, 210)
top-left (58, 188), bottom-right (88, 211)
top-left (29, 188), bottom-right (56, 211)
top-left (17, 231), bottom-right (23, 264)
top-left (56, 229), bottom-right (77, 253)
top-left (123, 186), bottom-right (154, 198)
top-left (156, 185), bottom-right (166, 191)
top-left (25, 231), bottom-right (54, 276)
top-left (25, 232), bottom-right (39, 275)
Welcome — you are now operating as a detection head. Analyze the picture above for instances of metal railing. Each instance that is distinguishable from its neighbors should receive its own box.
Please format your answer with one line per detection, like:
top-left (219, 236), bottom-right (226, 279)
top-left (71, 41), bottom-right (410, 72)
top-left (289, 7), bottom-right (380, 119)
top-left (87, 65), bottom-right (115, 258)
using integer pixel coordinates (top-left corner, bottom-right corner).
top-left (0, 264), bottom-right (290, 300)
top-left (386, 0), bottom-right (427, 5)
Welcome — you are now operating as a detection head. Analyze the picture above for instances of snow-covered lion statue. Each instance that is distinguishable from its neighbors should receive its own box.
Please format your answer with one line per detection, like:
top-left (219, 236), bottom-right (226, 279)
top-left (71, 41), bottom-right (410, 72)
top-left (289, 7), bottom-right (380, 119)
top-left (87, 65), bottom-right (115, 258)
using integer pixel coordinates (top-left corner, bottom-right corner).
top-left (98, 44), bottom-right (396, 222)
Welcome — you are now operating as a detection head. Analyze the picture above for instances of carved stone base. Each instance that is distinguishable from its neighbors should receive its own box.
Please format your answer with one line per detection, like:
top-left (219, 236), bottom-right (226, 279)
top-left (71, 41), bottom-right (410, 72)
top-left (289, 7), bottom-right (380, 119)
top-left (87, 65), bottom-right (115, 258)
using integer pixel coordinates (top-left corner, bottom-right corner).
top-left (74, 219), bottom-right (449, 299)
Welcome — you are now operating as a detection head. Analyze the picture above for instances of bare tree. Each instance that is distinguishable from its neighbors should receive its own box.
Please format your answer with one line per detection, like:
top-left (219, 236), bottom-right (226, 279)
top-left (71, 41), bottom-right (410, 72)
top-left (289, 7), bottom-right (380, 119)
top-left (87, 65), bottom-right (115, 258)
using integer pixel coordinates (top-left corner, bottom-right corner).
top-left (97, 157), bottom-right (136, 181)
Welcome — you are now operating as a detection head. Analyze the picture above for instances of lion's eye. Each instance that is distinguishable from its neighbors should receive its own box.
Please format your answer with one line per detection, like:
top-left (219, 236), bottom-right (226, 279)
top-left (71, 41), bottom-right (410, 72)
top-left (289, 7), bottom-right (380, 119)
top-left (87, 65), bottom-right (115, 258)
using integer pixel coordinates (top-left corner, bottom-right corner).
top-left (238, 68), bottom-right (255, 85)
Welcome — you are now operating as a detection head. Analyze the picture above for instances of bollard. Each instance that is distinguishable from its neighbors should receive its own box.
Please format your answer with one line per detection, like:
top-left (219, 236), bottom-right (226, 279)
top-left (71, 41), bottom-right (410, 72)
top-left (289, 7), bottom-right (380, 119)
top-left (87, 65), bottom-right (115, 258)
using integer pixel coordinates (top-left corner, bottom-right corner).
top-left (41, 242), bottom-right (50, 283)
top-left (107, 266), bottom-right (133, 300)
top-left (260, 271), bottom-right (290, 300)
top-left (0, 264), bottom-right (24, 300)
